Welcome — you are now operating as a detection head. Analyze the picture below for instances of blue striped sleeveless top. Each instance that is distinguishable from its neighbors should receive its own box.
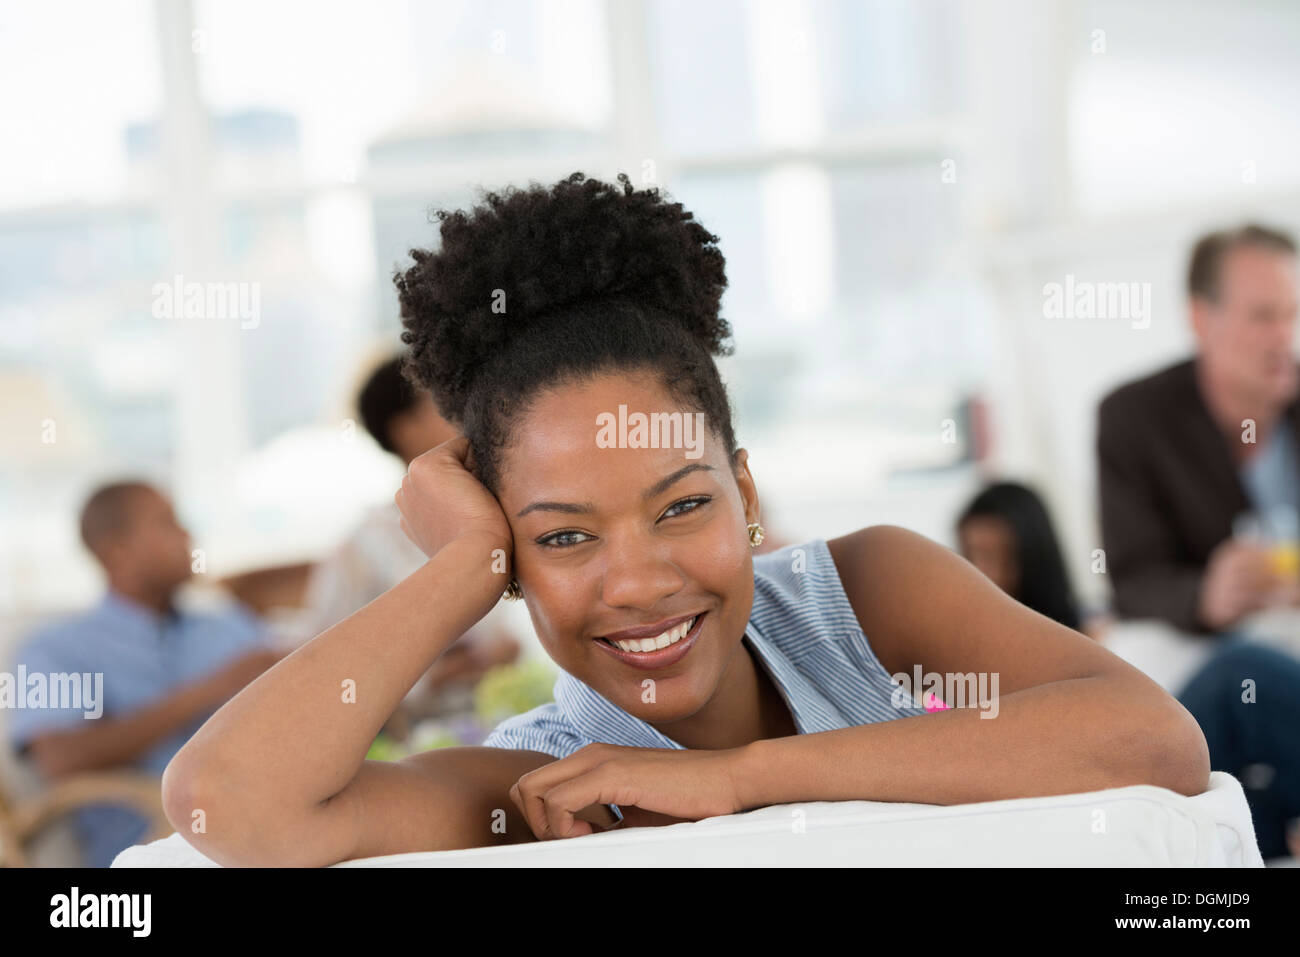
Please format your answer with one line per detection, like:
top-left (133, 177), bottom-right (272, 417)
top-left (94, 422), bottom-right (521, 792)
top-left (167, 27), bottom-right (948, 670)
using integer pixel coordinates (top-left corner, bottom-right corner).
top-left (481, 537), bottom-right (926, 756)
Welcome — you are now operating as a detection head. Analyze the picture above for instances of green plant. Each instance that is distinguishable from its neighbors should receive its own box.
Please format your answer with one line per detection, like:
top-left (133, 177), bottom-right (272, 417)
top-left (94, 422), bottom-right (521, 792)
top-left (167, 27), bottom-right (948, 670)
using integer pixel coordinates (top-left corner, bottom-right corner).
top-left (473, 659), bottom-right (556, 726)
top-left (409, 725), bottom-right (462, 752)
top-left (366, 733), bottom-right (406, 762)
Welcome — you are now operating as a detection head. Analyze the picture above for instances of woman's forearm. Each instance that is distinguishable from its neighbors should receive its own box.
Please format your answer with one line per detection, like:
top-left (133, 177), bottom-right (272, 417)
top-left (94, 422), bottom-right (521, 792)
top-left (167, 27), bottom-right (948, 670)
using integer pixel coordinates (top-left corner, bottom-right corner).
top-left (733, 674), bottom-right (1210, 809)
top-left (165, 535), bottom-right (507, 820)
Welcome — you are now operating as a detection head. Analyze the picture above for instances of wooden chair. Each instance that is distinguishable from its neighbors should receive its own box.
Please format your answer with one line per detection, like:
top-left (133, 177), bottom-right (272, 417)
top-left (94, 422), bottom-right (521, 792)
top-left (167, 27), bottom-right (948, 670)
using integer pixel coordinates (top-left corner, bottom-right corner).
top-left (0, 769), bottom-right (173, 867)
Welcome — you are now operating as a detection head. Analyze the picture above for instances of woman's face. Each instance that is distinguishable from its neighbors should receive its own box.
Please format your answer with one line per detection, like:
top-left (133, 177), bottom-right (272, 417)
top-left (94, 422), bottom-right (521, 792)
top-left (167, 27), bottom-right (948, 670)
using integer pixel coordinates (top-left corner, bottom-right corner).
top-left (495, 369), bottom-right (761, 726)
top-left (958, 515), bottom-right (1021, 598)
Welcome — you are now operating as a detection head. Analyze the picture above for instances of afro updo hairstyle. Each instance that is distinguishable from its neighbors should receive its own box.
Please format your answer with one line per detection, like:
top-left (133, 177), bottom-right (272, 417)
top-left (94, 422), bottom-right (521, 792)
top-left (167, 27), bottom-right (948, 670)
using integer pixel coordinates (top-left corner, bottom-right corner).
top-left (395, 172), bottom-right (738, 492)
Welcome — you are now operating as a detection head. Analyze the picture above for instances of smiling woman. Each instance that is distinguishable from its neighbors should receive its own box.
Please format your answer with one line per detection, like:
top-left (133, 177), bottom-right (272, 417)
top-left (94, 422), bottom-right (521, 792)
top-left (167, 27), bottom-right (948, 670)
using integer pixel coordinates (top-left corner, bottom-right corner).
top-left (160, 172), bottom-right (1211, 865)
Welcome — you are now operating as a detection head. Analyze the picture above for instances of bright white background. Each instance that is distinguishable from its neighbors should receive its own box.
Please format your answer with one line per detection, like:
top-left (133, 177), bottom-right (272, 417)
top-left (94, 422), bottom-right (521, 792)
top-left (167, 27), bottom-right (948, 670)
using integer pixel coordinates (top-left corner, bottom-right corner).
top-left (2, 0), bottom-right (1299, 623)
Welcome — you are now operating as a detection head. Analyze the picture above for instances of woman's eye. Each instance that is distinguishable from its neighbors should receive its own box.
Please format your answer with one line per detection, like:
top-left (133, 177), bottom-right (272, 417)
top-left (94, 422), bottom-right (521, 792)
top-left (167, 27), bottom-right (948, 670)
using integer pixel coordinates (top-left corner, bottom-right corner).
top-left (661, 496), bottom-right (711, 520)
top-left (536, 498), bottom-right (710, 548)
top-left (537, 530), bottom-right (591, 549)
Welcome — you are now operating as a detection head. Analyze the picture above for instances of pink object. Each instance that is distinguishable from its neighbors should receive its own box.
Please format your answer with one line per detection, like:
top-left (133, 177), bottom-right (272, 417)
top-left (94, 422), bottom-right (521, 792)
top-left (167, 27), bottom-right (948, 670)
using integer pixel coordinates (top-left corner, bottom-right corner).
top-left (924, 693), bottom-right (950, 712)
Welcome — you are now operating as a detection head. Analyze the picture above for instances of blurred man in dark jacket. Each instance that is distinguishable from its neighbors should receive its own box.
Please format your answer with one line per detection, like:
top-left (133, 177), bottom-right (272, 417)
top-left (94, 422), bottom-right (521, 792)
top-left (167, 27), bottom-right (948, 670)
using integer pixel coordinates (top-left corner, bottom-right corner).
top-left (1097, 224), bottom-right (1300, 635)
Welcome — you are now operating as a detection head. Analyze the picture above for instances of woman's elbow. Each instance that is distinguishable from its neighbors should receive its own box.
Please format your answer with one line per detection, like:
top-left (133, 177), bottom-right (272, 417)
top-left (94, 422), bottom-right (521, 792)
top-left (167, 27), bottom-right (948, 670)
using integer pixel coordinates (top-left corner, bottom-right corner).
top-left (160, 751), bottom-right (202, 838)
top-left (161, 748), bottom-right (279, 865)
top-left (1148, 709), bottom-right (1212, 797)
top-left (159, 751), bottom-right (234, 857)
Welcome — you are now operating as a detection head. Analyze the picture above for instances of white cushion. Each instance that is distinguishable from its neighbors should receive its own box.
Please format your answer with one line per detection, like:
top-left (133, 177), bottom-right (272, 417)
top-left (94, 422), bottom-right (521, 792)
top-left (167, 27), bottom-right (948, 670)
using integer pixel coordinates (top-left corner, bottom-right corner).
top-left (113, 770), bottom-right (1261, 867)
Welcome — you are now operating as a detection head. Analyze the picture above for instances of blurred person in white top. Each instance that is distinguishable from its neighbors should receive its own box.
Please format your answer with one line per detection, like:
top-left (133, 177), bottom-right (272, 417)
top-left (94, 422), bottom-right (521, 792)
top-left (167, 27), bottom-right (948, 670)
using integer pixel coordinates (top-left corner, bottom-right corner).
top-left (304, 356), bottom-right (521, 698)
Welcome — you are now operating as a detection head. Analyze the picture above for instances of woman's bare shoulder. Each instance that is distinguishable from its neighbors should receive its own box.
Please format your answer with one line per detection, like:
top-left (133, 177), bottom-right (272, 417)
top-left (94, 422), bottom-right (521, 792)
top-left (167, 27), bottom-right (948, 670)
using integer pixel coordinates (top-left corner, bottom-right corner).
top-left (824, 525), bottom-right (971, 673)
top-left (825, 524), bottom-right (947, 603)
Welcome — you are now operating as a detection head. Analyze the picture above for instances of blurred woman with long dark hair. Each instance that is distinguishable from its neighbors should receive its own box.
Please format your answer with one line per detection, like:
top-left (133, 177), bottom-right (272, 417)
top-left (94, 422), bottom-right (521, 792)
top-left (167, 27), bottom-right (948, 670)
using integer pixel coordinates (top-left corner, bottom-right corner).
top-left (956, 481), bottom-right (1083, 632)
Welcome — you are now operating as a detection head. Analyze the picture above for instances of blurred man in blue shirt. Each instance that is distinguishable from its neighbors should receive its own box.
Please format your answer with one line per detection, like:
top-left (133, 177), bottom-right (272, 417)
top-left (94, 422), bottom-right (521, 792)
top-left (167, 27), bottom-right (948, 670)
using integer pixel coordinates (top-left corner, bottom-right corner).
top-left (5, 481), bottom-right (281, 866)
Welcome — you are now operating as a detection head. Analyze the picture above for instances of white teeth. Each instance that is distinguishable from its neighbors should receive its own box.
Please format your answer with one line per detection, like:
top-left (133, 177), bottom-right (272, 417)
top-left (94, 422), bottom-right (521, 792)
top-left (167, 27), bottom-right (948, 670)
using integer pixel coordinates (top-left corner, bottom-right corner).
top-left (610, 616), bottom-right (696, 653)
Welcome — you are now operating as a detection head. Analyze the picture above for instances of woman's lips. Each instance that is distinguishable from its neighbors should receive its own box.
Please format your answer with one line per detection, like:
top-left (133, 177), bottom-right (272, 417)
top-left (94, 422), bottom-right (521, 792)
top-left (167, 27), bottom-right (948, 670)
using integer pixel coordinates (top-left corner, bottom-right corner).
top-left (594, 612), bottom-right (706, 671)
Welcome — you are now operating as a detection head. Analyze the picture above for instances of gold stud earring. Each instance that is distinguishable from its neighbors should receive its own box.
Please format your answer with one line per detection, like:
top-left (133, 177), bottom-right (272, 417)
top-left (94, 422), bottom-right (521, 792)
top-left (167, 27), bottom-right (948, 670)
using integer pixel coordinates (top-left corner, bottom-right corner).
top-left (747, 522), bottom-right (765, 548)
top-left (502, 579), bottom-right (523, 601)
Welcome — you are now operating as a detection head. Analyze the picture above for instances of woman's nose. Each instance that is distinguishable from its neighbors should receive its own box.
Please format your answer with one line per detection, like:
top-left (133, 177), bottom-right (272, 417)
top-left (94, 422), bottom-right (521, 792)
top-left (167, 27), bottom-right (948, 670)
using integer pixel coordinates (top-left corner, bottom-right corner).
top-left (599, 539), bottom-right (686, 610)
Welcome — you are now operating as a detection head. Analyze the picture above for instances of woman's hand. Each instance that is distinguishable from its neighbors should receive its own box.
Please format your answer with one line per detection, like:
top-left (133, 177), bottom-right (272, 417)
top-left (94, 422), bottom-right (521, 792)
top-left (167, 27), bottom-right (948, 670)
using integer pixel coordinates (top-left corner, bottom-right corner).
top-left (508, 743), bottom-right (749, 840)
top-left (395, 435), bottom-right (512, 560)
